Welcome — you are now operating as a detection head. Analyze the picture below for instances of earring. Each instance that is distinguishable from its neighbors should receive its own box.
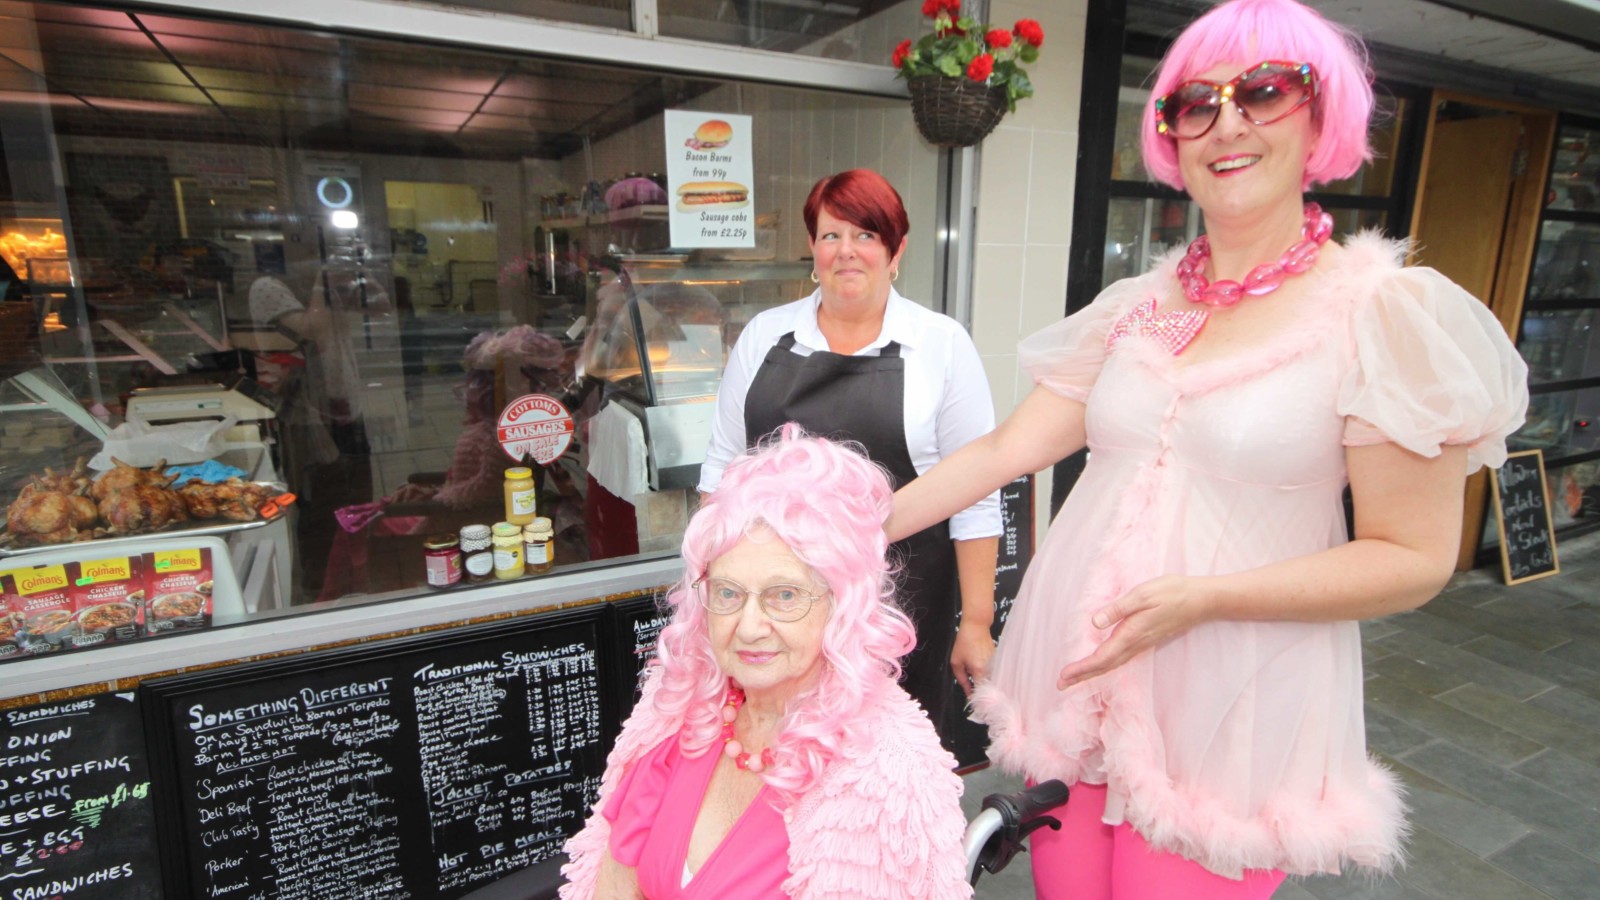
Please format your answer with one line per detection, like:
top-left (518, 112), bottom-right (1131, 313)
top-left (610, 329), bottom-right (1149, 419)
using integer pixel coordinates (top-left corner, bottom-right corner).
top-left (810, 270), bottom-right (820, 284)
top-left (891, 268), bottom-right (900, 282)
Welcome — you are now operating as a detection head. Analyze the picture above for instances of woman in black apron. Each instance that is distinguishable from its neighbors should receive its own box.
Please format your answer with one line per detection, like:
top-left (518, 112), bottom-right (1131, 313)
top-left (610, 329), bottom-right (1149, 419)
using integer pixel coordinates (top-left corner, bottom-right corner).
top-left (699, 169), bottom-right (1001, 736)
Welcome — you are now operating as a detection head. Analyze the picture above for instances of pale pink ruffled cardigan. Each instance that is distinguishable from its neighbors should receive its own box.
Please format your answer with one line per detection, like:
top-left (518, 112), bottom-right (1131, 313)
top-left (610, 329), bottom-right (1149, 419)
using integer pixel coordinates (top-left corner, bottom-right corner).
top-left (560, 669), bottom-right (973, 899)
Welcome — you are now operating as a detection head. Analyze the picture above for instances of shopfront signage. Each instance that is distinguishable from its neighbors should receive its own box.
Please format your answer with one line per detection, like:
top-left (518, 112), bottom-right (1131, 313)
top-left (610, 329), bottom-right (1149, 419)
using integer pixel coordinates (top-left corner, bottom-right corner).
top-left (142, 609), bottom-right (613, 899)
top-left (0, 692), bottom-right (161, 899)
top-left (664, 110), bottom-right (755, 249)
top-left (497, 393), bottom-right (575, 465)
top-left (1491, 449), bottom-right (1560, 585)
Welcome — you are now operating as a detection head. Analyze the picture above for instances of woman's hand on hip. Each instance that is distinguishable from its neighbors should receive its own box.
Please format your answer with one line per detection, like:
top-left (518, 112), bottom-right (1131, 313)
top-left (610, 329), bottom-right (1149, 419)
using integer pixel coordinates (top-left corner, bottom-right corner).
top-left (1057, 575), bottom-right (1212, 689)
top-left (950, 619), bottom-right (996, 697)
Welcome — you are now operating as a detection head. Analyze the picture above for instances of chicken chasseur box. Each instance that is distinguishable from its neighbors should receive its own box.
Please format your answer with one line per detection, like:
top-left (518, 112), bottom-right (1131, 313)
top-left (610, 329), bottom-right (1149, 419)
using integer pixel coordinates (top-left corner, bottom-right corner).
top-left (70, 554), bottom-right (145, 646)
top-left (143, 546), bottom-right (212, 634)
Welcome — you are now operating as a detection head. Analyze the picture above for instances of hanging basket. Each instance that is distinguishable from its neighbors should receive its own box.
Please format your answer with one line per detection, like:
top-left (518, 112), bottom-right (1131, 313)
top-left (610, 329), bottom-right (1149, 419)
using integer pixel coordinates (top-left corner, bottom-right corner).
top-left (908, 76), bottom-right (1008, 148)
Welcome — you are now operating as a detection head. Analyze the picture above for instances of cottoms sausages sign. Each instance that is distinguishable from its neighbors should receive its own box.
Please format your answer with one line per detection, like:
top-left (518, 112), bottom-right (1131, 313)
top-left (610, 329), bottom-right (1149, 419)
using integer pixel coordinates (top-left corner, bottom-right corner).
top-left (497, 394), bottom-right (574, 465)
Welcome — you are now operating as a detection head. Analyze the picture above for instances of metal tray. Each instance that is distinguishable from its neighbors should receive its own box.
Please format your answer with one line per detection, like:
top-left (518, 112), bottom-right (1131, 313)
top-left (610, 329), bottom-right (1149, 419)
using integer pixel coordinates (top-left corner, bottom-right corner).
top-left (0, 481), bottom-right (288, 560)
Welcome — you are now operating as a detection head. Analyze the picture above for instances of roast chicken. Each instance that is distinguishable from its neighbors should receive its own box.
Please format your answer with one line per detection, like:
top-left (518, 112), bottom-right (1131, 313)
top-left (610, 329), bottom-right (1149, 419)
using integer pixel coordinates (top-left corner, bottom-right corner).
top-left (176, 479), bottom-right (273, 522)
top-left (4, 457), bottom-right (275, 545)
top-left (91, 457), bottom-right (178, 501)
top-left (96, 483), bottom-right (189, 535)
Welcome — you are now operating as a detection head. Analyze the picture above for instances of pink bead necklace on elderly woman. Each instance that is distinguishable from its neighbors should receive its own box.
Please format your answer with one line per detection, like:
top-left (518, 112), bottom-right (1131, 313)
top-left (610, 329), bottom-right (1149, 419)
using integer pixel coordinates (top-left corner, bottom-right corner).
top-left (1108, 202), bottom-right (1335, 356)
top-left (721, 686), bottom-right (776, 773)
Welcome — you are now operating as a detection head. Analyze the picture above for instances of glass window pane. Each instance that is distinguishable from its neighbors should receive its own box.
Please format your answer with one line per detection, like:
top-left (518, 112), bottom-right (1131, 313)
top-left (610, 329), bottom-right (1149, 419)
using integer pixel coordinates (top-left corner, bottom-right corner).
top-left (658, 0), bottom-right (921, 64)
top-left (0, 1), bottom-right (940, 619)
top-left (1512, 386), bottom-right (1600, 458)
top-left (390, 0), bottom-right (631, 30)
top-left (1548, 124), bottom-right (1600, 213)
top-left (1318, 95), bottom-right (1406, 198)
top-left (1110, 56), bottom-right (1159, 183)
top-left (1102, 197), bottom-right (1196, 288)
top-left (1528, 221), bottom-right (1600, 301)
top-left (1516, 309), bottom-right (1600, 385)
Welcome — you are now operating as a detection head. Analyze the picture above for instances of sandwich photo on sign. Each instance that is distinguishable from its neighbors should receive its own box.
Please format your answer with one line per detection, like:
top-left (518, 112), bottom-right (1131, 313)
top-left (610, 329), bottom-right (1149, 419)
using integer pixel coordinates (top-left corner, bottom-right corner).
top-left (684, 119), bottom-right (732, 150)
top-left (675, 181), bottom-right (749, 212)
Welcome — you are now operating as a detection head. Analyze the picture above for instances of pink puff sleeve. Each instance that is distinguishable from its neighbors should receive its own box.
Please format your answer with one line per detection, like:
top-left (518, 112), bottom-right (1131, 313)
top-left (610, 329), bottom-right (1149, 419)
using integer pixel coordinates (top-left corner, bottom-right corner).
top-left (600, 734), bottom-right (678, 868)
top-left (1338, 266), bottom-right (1529, 472)
top-left (1019, 277), bottom-right (1149, 402)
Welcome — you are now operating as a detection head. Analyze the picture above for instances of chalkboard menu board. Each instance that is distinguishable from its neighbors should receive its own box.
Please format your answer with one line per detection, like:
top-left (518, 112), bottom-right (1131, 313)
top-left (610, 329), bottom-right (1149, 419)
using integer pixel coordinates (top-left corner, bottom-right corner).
top-left (1491, 449), bottom-right (1560, 585)
top-left (141, 607), bottom-right (613, 899)
top-left (944, 474), bottom-right (1035, 768)
top-left (610, 593), bottom-right (670, 722)
top-left (0, 691), bottom-right (161, 899)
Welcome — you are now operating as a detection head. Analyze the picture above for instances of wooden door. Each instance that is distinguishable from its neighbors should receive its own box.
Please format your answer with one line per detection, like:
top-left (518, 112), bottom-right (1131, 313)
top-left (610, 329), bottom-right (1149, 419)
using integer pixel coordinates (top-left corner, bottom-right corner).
top-left (1408, 95), bottom-right (1557, 571)
top-left (1411, 114), bottom-right (1520, 301)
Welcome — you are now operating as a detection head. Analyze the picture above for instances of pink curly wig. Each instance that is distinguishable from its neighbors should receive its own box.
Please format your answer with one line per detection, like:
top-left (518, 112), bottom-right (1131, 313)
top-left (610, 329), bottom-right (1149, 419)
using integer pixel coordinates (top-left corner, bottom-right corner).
top-left (1140, 0), bottom-right (1374, 191)
top-left (650, 424), bottom-right (917, 804)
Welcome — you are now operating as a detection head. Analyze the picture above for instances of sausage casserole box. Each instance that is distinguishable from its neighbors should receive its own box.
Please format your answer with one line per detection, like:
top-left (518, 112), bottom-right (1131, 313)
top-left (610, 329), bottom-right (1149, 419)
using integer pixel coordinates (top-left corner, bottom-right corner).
top-left (144, 546), bottom-right (213, 634)
top-left (69, 554), bottom-right (145, 647)
top-left (0, 563), bottom-right (77, 655)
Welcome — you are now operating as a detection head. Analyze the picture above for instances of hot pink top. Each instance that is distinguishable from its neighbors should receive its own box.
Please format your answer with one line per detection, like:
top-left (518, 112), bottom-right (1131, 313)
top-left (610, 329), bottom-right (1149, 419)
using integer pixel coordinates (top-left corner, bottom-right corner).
top-left (603, 734), bottom-right (790, 898)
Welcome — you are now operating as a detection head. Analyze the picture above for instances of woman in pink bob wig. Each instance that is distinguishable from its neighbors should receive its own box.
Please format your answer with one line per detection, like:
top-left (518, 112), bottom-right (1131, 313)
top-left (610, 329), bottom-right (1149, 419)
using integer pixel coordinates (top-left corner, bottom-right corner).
top-left (561, 425), bottom-right (972, 898)
top-left (1140, 0), bottom-right (1375, 191)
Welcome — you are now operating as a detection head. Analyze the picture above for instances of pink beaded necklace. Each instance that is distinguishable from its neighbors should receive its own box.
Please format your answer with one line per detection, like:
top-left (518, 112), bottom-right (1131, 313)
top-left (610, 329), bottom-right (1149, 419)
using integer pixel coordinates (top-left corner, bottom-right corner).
top-left (1177, 202), bottom-right (1335, 307)
top-left (1107, 202), bottom-right (1335, 355)
top-left (720, 686), bottom-right (776, 773)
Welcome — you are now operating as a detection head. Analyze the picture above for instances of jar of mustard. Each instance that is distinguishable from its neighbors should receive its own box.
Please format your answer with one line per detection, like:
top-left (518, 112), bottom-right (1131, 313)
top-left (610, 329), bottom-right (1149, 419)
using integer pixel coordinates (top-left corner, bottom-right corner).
top-left (503, 467), bottom-right (536, 526)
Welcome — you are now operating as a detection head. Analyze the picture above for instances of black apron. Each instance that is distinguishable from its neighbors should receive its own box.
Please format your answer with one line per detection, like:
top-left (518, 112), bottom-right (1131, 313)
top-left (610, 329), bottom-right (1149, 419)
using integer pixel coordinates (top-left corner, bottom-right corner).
top-left (744, 332), bottom-right (959, 730)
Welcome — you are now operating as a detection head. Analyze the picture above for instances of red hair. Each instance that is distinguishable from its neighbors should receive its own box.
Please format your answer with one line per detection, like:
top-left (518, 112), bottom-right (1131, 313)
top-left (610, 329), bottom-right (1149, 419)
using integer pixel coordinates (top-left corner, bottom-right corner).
top-left (803, 169), bottom-right (910, 253)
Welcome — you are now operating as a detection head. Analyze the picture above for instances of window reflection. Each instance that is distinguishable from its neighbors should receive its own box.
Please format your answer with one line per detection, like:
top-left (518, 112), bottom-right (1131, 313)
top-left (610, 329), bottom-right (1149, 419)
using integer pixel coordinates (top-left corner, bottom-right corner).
top-left (0, 2), bottom-right (939, 616)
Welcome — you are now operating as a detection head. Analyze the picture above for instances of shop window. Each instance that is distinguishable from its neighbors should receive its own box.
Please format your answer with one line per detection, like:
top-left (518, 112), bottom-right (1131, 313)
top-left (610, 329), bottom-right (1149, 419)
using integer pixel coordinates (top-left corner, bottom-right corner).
top-left (1528, 220), bottom-right (1600, 301)
top-left (658, 0), bottom-right (922, 64)
top-left (1514, 386), bottom-right (1600, 460)
top-left (0, 1), bottom-right (940, 629)
top-left (1518, 308), bottom-right (1600, 385)
top-left (391, 0), bottom-right (631, 30)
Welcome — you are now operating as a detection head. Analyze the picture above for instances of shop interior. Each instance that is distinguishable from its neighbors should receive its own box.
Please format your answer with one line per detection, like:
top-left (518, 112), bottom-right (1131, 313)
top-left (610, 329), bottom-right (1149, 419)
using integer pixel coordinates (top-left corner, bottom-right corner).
top-left (0, 2), bottom-right (937, 630)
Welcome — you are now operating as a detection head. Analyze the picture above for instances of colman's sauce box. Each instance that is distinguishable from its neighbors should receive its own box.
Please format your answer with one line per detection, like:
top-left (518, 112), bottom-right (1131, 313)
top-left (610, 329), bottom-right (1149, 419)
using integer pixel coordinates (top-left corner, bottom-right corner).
top-left (69, 555), bottom-right (145, 647)
top-left (2, 564), bottom-right (77, 654)
top-left (144, 547), bottom-right (213, 634)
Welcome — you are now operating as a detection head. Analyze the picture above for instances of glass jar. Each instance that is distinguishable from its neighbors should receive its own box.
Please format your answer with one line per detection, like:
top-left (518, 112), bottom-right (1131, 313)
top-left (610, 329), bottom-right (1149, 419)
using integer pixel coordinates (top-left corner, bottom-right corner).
top-left (522, 517), bottom-right (554, 575)
top-left (491, 522), bottom-right (525, 579)
top-left (504, 467), bottom-right (536, 526)
top-left (422, 534), bottom-right (462, 588)
top-left (459, 524), bottom-right (494, 584)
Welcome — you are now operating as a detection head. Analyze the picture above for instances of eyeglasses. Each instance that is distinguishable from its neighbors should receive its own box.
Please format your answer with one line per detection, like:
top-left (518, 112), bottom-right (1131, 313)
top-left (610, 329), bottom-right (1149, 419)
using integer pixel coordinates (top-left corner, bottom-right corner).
top-left (1155, 61), bottom-right (1318, 140)
top-left (694, 577), bottom-right (826, 623)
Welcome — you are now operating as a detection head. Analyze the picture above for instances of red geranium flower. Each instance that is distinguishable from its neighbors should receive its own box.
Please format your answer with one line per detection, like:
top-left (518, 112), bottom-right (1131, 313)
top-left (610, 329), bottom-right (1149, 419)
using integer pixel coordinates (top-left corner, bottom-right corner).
top-left (922, 0), bottom-right (959, 17)
top-left (966, 53), bottom-right (994, 82)
top-left (985, 28), bottom-right (1013, 49)
top-left (892, 39), bottom-right (912, 69)
top-left (1014, 18), bottom-right (1044, 47)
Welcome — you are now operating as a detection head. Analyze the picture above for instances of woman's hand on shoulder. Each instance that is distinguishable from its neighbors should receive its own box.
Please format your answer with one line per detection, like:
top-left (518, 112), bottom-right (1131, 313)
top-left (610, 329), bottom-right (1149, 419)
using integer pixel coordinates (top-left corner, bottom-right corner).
top-left (1056, 575), bottom-right (1213, 689)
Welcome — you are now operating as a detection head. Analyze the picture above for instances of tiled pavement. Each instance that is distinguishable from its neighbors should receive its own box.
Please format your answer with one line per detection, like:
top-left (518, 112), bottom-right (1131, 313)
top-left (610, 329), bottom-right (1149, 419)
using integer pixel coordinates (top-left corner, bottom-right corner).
top-left (960, 531), bottom-right (1600, 898)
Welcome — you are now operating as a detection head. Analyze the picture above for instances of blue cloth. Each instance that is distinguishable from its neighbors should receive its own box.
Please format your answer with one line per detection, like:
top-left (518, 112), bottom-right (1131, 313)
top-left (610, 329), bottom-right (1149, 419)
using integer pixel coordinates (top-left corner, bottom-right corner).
top-left (166, 460), bottom-right (248, 484)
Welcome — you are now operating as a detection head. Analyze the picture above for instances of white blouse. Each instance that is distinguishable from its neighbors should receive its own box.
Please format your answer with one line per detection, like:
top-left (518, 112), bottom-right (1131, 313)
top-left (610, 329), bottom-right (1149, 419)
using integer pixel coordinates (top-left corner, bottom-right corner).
top-left (699, 288), bottom-right (1001, 541)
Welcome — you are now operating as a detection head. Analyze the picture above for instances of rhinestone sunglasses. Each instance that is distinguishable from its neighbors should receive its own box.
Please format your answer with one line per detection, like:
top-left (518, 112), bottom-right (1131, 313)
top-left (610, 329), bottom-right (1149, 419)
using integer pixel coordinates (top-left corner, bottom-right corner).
top-left (1155, 61), bottom-right (1319, 140)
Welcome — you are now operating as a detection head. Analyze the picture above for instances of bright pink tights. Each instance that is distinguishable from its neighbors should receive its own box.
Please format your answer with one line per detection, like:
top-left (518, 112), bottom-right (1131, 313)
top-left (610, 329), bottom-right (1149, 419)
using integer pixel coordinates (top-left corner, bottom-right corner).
top-left (1029, 783), bottom-right (1286, 900)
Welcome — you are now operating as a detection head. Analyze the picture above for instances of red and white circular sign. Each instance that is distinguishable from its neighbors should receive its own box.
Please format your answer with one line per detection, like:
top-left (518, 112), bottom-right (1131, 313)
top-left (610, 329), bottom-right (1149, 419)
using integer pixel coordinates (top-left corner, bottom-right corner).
top-left (497, 394), bottom-right (574, 465)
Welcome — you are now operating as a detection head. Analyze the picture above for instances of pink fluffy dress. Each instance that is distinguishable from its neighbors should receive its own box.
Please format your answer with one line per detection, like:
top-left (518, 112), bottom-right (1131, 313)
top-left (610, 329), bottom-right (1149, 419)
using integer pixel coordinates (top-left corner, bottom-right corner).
top-left (973, 234), bottom-right (1528, 879)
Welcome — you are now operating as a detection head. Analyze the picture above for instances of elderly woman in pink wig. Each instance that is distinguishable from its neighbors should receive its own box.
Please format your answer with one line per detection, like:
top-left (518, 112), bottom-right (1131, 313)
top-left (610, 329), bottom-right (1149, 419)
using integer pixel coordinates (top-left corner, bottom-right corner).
top-left (561, 426), bottom-right (971, 899)
top-left (888, 0), bottom-right (1527, 897)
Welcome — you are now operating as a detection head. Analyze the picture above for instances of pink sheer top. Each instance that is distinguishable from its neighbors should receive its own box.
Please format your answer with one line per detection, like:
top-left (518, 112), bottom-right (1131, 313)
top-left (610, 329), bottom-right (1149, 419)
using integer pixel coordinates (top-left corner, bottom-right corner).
top-left (603, 734), bottom-right (790, 898)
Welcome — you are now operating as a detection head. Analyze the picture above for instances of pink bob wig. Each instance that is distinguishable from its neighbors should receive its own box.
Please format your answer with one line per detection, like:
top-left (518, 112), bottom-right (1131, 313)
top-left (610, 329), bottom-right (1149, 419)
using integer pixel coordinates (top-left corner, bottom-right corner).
top-left (803, 168), bottom-right (910, 254)
top-left (1140, 0), bottom-right (1374, 191)
top-left (650, 424), bottom-right (917, 804)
